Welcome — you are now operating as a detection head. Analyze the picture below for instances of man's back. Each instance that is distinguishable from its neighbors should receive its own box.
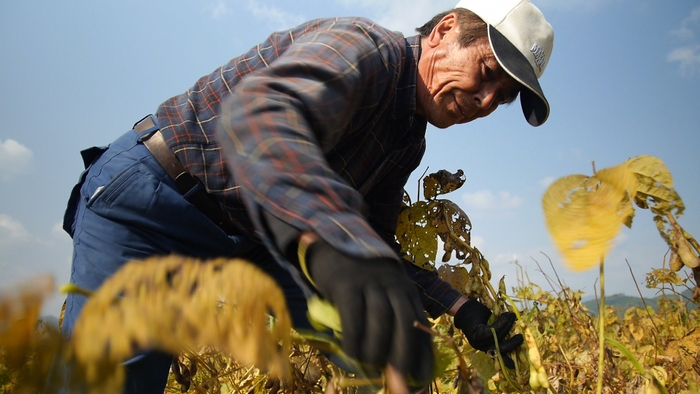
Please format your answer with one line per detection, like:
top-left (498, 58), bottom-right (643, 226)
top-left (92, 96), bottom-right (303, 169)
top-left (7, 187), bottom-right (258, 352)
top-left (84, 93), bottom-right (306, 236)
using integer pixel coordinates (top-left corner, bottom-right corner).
top-left (154, 17), bottom-right (427, 256)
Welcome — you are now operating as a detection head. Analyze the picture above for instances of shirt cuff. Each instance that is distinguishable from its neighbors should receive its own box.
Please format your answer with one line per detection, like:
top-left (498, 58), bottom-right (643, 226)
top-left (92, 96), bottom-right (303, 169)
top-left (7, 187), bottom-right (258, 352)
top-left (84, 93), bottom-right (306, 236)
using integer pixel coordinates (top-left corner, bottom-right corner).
top-left (403, 260), bottom-right (463, 318)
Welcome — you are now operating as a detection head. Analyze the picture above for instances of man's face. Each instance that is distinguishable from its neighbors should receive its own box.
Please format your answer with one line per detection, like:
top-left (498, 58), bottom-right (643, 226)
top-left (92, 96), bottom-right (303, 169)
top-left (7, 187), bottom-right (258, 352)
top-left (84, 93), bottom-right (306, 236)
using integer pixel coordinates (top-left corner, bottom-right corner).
top-left (416, 14), bottom-right (521, 129)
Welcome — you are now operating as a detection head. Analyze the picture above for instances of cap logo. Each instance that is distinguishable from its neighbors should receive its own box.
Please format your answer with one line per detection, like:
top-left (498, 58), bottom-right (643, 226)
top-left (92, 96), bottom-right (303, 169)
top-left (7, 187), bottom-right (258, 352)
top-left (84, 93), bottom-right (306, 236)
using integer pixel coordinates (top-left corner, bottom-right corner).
top-left (530, 43), bottom-right (546, 72)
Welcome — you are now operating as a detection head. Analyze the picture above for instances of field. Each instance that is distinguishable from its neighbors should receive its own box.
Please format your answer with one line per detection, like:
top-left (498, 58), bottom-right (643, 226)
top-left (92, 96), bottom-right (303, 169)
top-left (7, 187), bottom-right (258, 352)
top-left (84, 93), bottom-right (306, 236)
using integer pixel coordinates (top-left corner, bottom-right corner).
top-left (2, 159), bottom-right (699, 393)
top-left (1, 257), bottom-right (698, 393)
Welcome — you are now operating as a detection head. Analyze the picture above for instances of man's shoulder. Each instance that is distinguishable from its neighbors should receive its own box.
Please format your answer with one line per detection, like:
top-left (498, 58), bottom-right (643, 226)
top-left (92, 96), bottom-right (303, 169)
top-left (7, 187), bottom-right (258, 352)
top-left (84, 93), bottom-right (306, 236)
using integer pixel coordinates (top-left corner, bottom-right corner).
top-left (295, 16), bottom-right (405, 42)
top-left (304, 16), bottom-right (388, 29)
top-left (290, 17), bottom-right (409, 61)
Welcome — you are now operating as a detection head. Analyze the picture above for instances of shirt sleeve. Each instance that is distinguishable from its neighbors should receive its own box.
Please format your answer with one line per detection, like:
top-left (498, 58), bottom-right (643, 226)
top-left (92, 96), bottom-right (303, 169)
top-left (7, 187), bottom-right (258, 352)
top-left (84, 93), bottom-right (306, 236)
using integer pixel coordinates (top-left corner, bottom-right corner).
top-left (402, 261), bottom-right (464, 318)
top-left (216, 23), bottom-right (403, 262)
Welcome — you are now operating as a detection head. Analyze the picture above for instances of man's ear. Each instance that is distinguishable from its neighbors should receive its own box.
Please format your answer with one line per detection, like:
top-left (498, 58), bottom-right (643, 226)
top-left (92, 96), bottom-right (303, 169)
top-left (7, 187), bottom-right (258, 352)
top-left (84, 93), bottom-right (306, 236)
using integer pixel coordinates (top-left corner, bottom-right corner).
top-left (427, 12), bottom-right (458, 48)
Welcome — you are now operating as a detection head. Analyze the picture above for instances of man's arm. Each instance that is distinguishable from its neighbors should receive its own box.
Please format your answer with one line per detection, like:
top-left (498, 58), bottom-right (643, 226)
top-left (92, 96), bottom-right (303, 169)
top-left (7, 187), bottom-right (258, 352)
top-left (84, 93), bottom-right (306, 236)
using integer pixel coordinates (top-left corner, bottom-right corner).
top-left (405, 260), bottom-right (521, 368)
top-left (216, 22), bottom-right (434, 384)
top-left (447, 295), bottom-right (469, 315)
top-left (217, 24), bottom-right (403, 261)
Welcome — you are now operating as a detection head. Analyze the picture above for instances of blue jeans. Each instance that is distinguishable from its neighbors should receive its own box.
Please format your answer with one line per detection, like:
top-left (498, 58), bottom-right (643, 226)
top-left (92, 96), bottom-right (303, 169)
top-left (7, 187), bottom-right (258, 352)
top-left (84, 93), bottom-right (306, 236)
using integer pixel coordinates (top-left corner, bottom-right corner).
top-left (61, 120), bottom-right (312, 393)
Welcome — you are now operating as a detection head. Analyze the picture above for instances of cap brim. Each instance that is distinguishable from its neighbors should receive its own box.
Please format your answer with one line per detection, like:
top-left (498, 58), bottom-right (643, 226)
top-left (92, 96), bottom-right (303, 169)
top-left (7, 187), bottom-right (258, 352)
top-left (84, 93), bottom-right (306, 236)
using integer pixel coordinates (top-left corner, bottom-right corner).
top-left (488, 25), bottom-right (550, 126)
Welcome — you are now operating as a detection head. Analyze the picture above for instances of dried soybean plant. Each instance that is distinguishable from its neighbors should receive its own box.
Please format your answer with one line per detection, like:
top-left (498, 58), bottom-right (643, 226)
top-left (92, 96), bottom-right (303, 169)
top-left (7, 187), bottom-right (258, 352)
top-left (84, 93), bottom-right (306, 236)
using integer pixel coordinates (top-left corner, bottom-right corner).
top-left (0, 276), bottom-right (62, 394)
top-left (542, 155), bottom-right (698, 291)
top-left (541, 155), bottom-right (698, 394)
top-left (4, 159), bottom-right (699, 394)
top-left (396, 169), bottom-right (501, 312)
top-left (66, 255), bottom-right (293, 393)
top-left (395, 169), bottom-right (530, 392)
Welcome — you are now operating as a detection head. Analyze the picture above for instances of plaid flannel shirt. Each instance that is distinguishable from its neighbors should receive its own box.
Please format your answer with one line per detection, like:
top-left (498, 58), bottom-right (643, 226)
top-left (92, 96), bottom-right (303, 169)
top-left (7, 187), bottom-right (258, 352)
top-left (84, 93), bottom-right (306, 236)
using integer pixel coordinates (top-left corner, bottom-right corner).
top-left (155, 17), bottom-right (461, 317)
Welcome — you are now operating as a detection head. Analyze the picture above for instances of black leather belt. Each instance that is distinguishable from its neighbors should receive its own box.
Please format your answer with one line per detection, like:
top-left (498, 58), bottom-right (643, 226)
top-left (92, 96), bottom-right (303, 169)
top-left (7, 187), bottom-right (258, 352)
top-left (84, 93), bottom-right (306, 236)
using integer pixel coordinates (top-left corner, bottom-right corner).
top-left (133, 115), bottom-right (238, 234)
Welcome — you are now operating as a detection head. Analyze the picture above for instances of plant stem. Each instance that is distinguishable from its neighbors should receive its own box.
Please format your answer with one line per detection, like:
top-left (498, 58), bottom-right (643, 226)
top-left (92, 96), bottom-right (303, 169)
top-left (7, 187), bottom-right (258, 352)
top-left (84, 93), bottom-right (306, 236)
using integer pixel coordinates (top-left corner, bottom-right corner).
top-left (596, 257), bottom-right (605, 394)
top-left (605, 338), bottom-right (670, 394)
top-left (625, 259), bottom-right (660, 335)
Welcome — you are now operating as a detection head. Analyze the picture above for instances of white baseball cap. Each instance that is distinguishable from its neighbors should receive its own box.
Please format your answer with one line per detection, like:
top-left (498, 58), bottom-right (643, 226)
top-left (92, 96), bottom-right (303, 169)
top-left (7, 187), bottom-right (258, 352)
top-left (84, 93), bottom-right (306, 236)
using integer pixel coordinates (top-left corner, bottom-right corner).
top-left (455, 0), bottom-right (554, 126)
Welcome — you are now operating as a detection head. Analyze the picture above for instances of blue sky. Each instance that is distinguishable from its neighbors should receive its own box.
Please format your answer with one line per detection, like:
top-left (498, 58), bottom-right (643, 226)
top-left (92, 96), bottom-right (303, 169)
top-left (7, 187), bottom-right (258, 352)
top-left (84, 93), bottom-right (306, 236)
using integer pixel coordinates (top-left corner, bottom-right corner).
top-left (2, 0), bottom-right (699, 316)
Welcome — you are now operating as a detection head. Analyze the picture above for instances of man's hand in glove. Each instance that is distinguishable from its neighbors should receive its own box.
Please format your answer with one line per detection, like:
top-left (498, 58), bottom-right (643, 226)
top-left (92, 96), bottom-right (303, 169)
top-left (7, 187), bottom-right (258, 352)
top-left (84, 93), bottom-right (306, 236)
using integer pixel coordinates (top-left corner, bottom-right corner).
top-left (300, 236), bottom-right (434, 385)
top-left (453, 299), bottom-right (523, 369)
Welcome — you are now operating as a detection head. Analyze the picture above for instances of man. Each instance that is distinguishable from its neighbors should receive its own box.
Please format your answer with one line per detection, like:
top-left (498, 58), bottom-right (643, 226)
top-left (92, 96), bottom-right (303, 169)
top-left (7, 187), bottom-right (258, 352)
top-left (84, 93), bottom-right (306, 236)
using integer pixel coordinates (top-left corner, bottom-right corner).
top-left (61, 0), bottom-right (553, 392)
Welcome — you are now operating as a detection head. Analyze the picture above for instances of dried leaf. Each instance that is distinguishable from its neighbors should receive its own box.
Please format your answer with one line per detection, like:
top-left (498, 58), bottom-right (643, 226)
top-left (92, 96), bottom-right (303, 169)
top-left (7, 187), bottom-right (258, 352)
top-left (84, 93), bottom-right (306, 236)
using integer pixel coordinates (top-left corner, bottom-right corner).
top-left (627, 155), bottom-right (685, 242)
top-left (437, 265), bottom-right (469, 294)
top-left (664, 328), bottom-right (700, 372)
top-left (645, 268), bottom-right (684, 288)
top-left (423, 170), bottom-right (466, 200)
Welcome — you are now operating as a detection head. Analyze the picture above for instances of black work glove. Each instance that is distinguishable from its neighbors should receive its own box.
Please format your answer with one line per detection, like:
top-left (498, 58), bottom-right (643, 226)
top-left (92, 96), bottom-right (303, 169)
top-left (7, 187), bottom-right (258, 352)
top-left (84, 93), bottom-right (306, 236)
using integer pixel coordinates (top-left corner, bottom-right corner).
top-left (453, 299), bottom-right (523, 369)
top-left (303, 239), bottom-right (434, 384)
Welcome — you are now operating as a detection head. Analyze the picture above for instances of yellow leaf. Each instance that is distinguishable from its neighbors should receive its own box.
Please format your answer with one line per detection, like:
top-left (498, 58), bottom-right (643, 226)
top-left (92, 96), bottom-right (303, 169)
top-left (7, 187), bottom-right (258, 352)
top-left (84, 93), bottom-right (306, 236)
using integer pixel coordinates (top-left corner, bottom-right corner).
top-left (542, 161), bottom-right (639, 271)
top-left (422, 175), bottom-right (439, 201)
top-left (635, 176), bottom-right (679, 204)
top-left (396, 201), bottom-right (438, 270)
top-left (627, 155), bottom-right (674, 189)
top-left (543, 175), bottom-right (621, 270)
top-left (649, 366), bottom-right (668, 387)
top-left (306, 295), bottom-right (342, 334)
top-left (594, 162), bottom-right (638, 197)
top-left (626, 156), bottom-right (690, 258)
top-left (627, 156), bottom-right (685, 235)
top-left (593, 162), bottom-right (638, 227)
